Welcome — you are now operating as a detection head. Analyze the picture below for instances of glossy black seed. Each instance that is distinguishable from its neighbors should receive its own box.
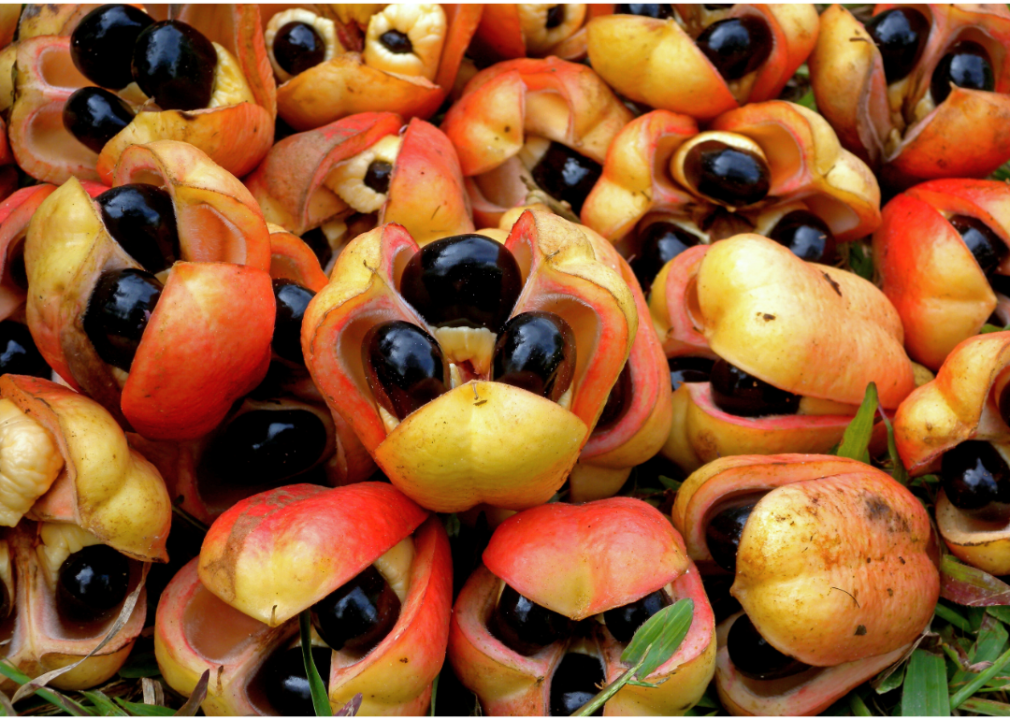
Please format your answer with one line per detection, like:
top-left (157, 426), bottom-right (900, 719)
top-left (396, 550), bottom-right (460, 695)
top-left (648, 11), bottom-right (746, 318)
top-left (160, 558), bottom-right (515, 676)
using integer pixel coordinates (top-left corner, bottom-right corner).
top-left (683, 141), bottom-right (770, 207)
top-left (97, 184), bottom-right (179, 273)
top-left (205, 408), bottom-right (328, 487)
top-left (380, 30), bottom-right (413, 54)
top-left (865, 8), bottom-right (930, 83)
top-left (604, 589), bottom-right (672, 643)
top-left (530, 142), bottom-right (602, 215)
top-left (992, 274), bottom-right (1010, 298)
top-left (399, 234), bottom-right (522, 331)
top-left (132, 20), bottom-right (217, 111)
top-left (301, 227), bottom-right (333, 269)
top-left (706, 502), bottom-right (756, 573)
top-left (62, 87), bottom-right (135, 154)
top-left (83, 268), bottom-right (163, 371)
top-left (490, 584), bottom-right (575, 656)
top-left (0, 320), bottom-right (49, 378)
top-left (704, 4), bottom-right (733, 8)
top-left (696, 16), bottom-right (773, 82)
top-left (941, 440), bottom-right (1010, 512)
top-left (550, 653), bottom-right (605, 716)
top-left (273, 21), bottom-right (327, 76)
top-left (262, 646), bottom-right (331, 716)
top-left (669, 356), bottom-right (715, 391)
top-left (313, 566), bottom-right (400, 653)
top-left (71, 4), bottom-right (154, 89)
top-left (710, 359), bottom-right (799, 417)
top-left (768, 210), bottom-right (835, 263)
top-left (56, 545), bottom-right (130, 621)
top-left (545, 5), bottom-right (566, 28)
top-left (596, 363), bottom-right (631, 432)
top-left (630, 222), bottom-right (700, 294)
top-left (364, 160), bottom-right (393, 194)
top-left (493, 312), bottom-right (577, 402)
top-left (272, 280), bottom-right (315, 365)
top-left (363, 321), bottom-right (447, 419)
top-left (950, 214), bottom-right (1007, 276)
top-left (615, 4), bottom-right (675, 19)
top-left (728, 614), bottom-right (811, 681)
top-left (931, 40), bottom-right (995, 105)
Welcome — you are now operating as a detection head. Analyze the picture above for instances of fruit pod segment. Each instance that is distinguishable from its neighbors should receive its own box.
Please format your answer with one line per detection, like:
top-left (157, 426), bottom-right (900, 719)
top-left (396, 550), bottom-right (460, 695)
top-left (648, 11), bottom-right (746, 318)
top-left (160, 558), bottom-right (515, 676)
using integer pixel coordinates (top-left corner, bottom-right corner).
top-left (0, 185), bottom-right (60, 322)
top-left (672, 454), bottom-right (937, 707)
top-left (246, 112), bottom-right (473, 248)
top-left (303, 212), bottom-right (636, 512)
top-left (586, 5), bottom-right (819, 122)
top-left (4, 375), bottom-right (170, 563)
top-left (714, 611), bottom-right (910, 716)
top-left (469, 4), bottom-right (609, 64)
top-left (25, 142), bottom-right (275, 440)
top-left (874, 179), bottom-right (1010, 371)
top-left (449, 498), bottom-right (715, 715)
top-left (274, 5), bottom-right (482, 131)
top-left (96, 4), bottom-right (278, 185)
top-left (894, 331), bottom-right (1010, 574)
top-left (161, 486), bottom-right (449, 714)
top-left (1, 523), bottom-right (148, 693)
top-left (811, 4), bottom-right (1010, 190)
top-left (9, 35), bottom-right (101, 184)
top-left (441, 56), bottom-right (633, 227)
top-left (267, 224), bottom-right (329, 292)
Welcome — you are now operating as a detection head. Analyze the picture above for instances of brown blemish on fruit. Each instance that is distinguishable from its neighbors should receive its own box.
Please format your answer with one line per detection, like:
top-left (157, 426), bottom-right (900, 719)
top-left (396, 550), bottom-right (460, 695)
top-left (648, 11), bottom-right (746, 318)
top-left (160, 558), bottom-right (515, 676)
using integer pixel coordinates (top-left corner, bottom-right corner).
top-left (855, 624), bottom-right (867, 636)
top-left (822, 271), bottom-right (842, 296)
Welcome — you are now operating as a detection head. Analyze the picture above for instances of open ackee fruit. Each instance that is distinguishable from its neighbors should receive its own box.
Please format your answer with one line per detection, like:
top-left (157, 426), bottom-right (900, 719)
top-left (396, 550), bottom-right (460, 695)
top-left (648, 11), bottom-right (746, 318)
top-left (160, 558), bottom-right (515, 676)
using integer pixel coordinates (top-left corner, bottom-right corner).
top-left (24, 140), bottom-right (275, 441)
top-left (450, 498), bottom-right (715, 715)
top-left (582, 100), bottom-right (881, 293)
top-left (155, 482), bottom-right (451, 715)
top-left (811, 4), bottom-right (1010, 189)
top-left (672, 453), bottom-right (939, 715)
top-left (0, 375), bottom-right (171, 691)
top-left (586, 5), bottom-right (819, 122)
top-left (303, 209), bottom-right (636, 513)
top-left (246, 111), bottom-right (473, 270)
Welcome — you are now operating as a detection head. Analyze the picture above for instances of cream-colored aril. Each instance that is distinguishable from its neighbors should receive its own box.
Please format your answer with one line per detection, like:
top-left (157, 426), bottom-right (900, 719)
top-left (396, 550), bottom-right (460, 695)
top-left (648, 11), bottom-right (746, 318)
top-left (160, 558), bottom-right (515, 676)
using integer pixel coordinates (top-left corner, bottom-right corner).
top-left (0, 398), bottom-right (64, 527)
top-left (36, 523), bottom-right (105, 589)
top-left (374, 536), bottom-right (415, 603)
top-left (517, 4), bottom-right (587, 56)
top-left (325, 134), bottom-right (403, 214)
top-left (363, 4), bottom-right (446, 81)
top-left (207, 42), bottom-right (256, 109)
top-left (265, 9), bottom-right (341, 83)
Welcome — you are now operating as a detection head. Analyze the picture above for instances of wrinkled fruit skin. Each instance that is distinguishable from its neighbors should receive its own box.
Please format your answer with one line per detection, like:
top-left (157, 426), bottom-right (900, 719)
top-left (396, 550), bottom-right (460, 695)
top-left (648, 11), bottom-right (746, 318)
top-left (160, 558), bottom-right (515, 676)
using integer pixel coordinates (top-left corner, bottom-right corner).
top-left (672, 454), bottom-right (939, 715)
top-left (874, 178), bottom-right (1010, 371)
top-left (449, 498), bottom-right (716, 715)
top-left (895, 331), bottom-right (1010, 575)
top-left (25, 141), bottom-right (275, 441)
top-left (302, 210), bottom-right (636, 513)
top-left (810, 4), bottom-right (1010, 190)
top-left (586, 5), bottom-right (819, 122)
top-left (652, 234), bottom-right (914, 474)
top-left (156, 483), bottom-right (452, 715)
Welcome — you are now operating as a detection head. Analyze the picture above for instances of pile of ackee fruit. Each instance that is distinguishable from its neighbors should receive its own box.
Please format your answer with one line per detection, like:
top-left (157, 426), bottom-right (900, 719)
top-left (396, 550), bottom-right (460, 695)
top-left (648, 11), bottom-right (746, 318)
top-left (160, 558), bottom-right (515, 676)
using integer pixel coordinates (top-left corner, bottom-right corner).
top-left (0, 3), bottom-right (1008, 716)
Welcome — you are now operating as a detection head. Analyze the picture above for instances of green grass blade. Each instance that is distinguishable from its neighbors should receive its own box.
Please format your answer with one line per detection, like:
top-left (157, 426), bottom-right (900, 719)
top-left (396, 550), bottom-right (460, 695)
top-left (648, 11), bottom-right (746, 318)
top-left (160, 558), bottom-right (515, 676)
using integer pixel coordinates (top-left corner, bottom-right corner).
top-left (961, 697), bottom-right (1010, 716)
top-left (941, 555), bottom-right (1010, 605)
top-left (835, 383), bottom-right (877, 464)
top-left (300, 610), bottom-right (332, 716)
top-left (848, 690), bottom-right (872, 716)
top-left (620, 598), bottom-right (694, 678)
top-left (114, 698), bottom-right (176, 717)
top-left (80, 691), bottom-right (129, 717)
top-left (935, 603), bottom-right (972, 632)
top-left (901, 649), bottom-right (950, 716)
top-left (951, 645), bottom-right (1010, 709)
top-left (0, 660), bottom-right (92, 716)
